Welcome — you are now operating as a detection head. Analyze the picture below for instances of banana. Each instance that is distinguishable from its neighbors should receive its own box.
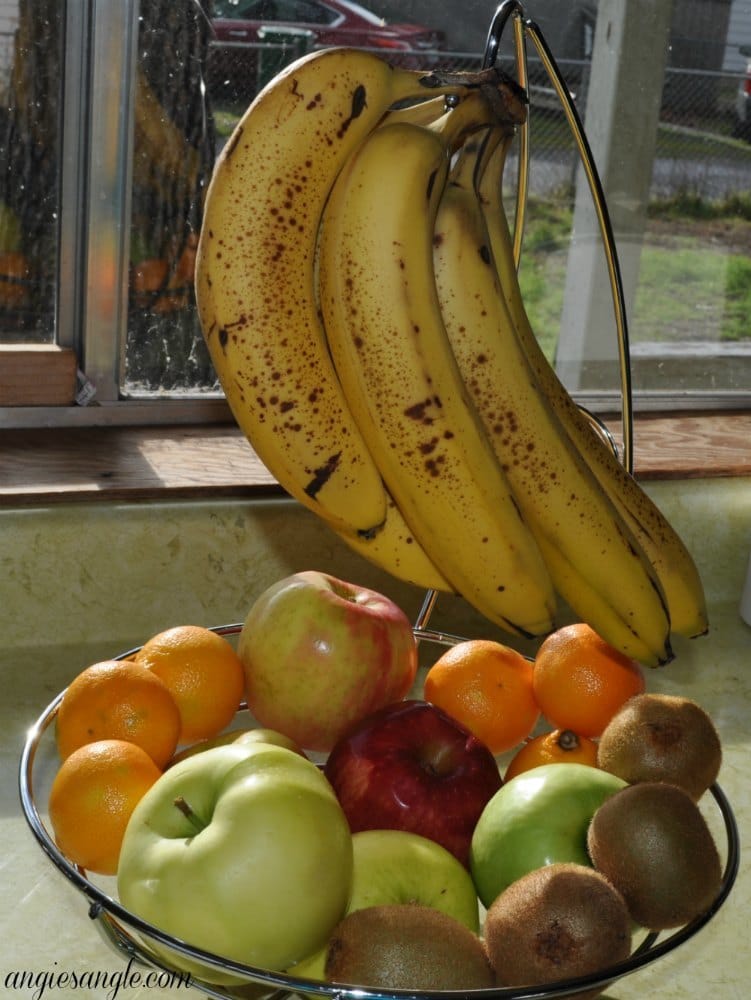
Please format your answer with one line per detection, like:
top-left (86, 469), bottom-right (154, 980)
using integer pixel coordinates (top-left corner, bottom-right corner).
top-left (333, 495), bottom-right (454, 593)
top-left (322, 93), bottom-right (459, 593)
top-left (382, 94), bottom-right (453, 128)
top-left (478, 131), bottom-right (708, 641)
top-left (317, 97), bottom-right (557, 638)
top-left (532, 535), bottom-right (672, 665)
top-left (433, 128), bottom-right (672, 665)
top-left (196, 47), bottom-right (474, 538)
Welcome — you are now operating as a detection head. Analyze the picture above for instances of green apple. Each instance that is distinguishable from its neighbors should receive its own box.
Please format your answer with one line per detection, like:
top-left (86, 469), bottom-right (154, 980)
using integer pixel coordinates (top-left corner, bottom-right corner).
top-left (168, 726), bottom-right (306, 766)
top-left (347, 829), bottom-right (480, 929)
top-left (286, 828), bottom-right (481, 982)
top-left (470, 762), bottom-right (627, 909)
top-left (117, 741), bottom-right (353, 985)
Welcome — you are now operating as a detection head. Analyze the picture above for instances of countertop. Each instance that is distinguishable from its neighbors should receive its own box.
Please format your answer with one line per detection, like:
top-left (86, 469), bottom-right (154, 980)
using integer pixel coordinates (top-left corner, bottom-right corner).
top-left (1, 478), bottom-right (749, 999)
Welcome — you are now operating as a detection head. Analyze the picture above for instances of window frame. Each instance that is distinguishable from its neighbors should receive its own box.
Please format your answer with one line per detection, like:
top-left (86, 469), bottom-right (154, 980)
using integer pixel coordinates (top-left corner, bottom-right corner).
top-left (1, 0), bottom-right (750, 431)
top-left (1, 0), bottom-right (230, 429)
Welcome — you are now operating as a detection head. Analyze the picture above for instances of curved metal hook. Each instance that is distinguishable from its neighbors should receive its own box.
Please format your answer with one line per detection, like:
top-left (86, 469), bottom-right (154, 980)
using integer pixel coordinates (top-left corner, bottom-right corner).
top-left (481, 2), bottom-right (634, 473)
top-left (483, 0), bottom-right (526, 68)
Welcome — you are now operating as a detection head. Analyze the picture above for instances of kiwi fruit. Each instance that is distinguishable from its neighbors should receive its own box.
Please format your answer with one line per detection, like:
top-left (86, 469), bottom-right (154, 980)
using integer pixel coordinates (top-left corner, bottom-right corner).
top-left (587, 781), bottom-right (723, 930)
top-left (324, 903), bottom-right (494, 991)
top-left (597, 693), bottom-right (721, 800)
top-left (483, 862), bottom-right (631, 1000)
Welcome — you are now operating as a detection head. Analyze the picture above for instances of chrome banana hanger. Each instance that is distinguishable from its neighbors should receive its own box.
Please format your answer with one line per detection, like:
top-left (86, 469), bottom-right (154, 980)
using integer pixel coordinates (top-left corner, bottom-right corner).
top-left (413, 1), bottom-right (634, 641)
top-left (489, 0), bottom-right (633, 471)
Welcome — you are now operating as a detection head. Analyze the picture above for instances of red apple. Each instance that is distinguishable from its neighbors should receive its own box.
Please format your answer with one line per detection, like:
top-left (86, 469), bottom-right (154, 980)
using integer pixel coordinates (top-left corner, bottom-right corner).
top-left (238, 571), bottom-right (418, 752)
top-left (324, 699), bottom-right (502, 867)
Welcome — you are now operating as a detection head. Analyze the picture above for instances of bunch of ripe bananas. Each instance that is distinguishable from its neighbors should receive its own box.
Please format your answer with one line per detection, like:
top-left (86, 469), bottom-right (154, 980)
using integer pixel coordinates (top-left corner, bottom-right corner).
top-left (195, 47), bottom-right (707, 667)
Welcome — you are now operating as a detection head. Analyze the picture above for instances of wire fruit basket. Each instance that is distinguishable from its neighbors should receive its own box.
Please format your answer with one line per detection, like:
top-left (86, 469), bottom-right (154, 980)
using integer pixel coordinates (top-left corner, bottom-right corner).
top-left (20, 623), bottom-right (740, 1000)
top-left (19, 4), bottom-right (741, 997)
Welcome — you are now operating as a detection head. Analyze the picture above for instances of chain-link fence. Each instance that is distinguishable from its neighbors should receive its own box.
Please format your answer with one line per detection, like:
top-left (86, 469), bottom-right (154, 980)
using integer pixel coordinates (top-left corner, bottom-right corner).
top-left (207, 41), bottom-right (751, 205)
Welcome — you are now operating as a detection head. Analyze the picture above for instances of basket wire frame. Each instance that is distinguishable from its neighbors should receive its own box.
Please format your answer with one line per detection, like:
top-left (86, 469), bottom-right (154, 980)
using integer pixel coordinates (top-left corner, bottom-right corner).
top-left (18, 5), bottom-right (739, 998)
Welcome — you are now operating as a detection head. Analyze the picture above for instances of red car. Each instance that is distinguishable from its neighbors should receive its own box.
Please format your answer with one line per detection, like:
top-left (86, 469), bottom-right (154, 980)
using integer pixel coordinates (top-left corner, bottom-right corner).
top-left (209, 0), bottom-right (445, 98)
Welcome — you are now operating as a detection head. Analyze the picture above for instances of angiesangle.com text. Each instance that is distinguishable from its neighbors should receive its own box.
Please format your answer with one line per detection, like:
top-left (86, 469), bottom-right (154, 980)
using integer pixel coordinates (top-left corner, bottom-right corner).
top-left (4, 959), bottom-right (192, 1000)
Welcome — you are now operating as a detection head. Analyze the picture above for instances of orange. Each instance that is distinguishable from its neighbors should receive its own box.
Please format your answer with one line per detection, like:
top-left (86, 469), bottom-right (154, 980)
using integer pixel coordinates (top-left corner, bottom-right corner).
top-left (134, 625), bottom-right (245, 743)
top-left (48, 739), bottom-right (162, 875)
top-left (532, 623), bottom-right (646, 738)
top-left (56, 659), bottom-right (181, 768)
top-left (504, 729), bottom-right (599, 782)
top-left (423, 639), bottom-right (540, 754)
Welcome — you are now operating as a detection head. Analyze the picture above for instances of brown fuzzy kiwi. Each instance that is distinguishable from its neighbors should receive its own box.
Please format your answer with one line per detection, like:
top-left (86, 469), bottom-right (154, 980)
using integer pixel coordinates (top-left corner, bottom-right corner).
top-left (587, 781), bottom-right (723, 930)
top-left (597, 693), bottom-right (721, 800)
top-left (324, 903), bottom-right (494, 991)
top-left (483, 863), bottom-right (632, 1000)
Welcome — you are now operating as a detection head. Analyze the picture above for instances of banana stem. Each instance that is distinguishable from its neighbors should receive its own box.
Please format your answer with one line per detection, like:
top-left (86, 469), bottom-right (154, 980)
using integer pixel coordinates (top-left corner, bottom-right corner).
top-left (430, 88), bottom-right (523, 155)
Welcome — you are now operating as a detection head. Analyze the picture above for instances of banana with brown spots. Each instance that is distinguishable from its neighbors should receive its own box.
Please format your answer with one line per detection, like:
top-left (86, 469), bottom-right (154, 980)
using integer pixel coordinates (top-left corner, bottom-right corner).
top-left (433, 128), bottom-right (672, 665)
top-left (196, 48), bottom-right (471, 538)
top-left (317, 98), bottom-right (556, 638)
top-left (477, 128), bottom-right (707, 649)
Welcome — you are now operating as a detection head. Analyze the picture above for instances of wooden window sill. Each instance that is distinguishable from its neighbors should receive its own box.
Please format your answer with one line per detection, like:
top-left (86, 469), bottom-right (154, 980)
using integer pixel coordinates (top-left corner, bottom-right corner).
top-left (1, 411), bottom-right (750, 507)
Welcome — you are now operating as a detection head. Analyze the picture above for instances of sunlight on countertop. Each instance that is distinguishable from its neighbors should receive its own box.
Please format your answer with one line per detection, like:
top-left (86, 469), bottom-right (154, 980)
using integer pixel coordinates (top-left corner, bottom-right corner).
top-left (1, 477), bottom-right (749, 999)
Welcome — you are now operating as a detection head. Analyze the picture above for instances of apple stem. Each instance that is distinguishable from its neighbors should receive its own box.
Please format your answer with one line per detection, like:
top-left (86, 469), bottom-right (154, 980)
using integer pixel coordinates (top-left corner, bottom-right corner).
top-left (173, 795), bottom-right (206, 835)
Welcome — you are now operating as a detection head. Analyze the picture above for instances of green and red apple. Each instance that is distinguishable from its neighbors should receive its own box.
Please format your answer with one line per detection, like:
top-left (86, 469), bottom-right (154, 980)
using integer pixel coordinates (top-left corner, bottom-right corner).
top-left (238, 571), bottom-right (418, 751)
top-left (117, 741), bottom-right (353, 985)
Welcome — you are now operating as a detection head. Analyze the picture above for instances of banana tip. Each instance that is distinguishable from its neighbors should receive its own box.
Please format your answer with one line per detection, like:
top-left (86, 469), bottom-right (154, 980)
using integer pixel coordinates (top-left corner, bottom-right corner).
top-left (657, 638), bottom-right (676, 667)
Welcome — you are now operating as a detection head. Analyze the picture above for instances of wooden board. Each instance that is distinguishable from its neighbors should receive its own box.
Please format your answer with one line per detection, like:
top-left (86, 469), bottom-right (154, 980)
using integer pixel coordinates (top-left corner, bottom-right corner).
top-left (1, 413), bottom-right (750, 507)
top-left (0, 345), bottom-right (78, 406)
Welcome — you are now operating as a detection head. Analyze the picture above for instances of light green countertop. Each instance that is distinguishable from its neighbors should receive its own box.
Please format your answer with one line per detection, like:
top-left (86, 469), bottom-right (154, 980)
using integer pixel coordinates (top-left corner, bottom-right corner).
top-left (1, 479), bottom-right (749, 999)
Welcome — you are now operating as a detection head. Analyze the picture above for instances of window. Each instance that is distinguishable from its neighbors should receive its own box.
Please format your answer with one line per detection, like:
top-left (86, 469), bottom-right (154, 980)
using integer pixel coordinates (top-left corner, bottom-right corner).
top-left (124, 2), bottom-right (216, 394)
top-left (1, 0), bottom-right (750, 429)
top-left (0, 0), bottom-right (62, 345)
top-left (273, 2), bottom-right (337, 25)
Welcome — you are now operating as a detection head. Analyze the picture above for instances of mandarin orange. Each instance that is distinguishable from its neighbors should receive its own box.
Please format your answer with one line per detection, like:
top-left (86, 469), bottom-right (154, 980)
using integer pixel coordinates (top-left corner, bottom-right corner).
top-left (56, 658), bottom-right (181, 767)
top-left (532, 623), bottom-right (646, 738)
top-left (48, 738), bottom-right (162, 875)
top-left (134, 625), bottom-right (245, 743)
top-left (504, 729), bottom-right (599, 782)
top-left (423, 639), bottom-right (540, 754)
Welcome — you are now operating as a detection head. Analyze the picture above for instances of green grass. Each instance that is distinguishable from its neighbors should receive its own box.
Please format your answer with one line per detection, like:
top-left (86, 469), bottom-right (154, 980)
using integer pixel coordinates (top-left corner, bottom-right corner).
top-left (632, 242), bottom-right (728, 341)
top-left (648, 190), bottom-right (751, 221)
top-left (212, 108), bottom-right (244, 139)
top-left (515, 199), bottom-right (570, 358)
top-left (515, 194), bottom-right (751, 351)
top-left (722, 256), bottom-right (751, 340)
top-left (517, 247), bottom-right (567, 358)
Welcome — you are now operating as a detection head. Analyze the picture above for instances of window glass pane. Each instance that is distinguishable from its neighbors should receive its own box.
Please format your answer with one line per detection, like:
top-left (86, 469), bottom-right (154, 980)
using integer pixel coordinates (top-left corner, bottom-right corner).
top-left (122, 0), bottom-right (751, 403)
top-left (0, 0), bottom-right (61, 344)
top-left (123, 0), bottom-right (218, 393)
top-left (494, 0), bottom-right (751, 399)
